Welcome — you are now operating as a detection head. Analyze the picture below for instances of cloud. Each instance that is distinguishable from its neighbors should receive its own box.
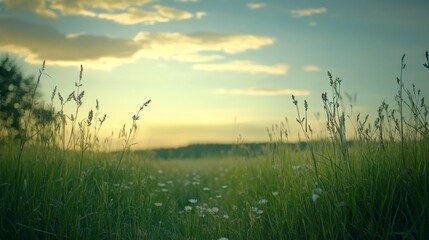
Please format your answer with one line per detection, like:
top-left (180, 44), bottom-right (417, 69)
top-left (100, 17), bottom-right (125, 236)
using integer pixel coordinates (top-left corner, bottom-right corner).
top-left (193, 61), bottom-right (287, 75)
top-left (247, 3), bottom-right (266, 10)
top-left (196, 11), bottom-right (207, 19)
top-left (97, 8), bottom-right (168, 25)
top-left (175, 0), bottom-right (200, 2)
top-left (291, 7), bottom-right (327, 17)
top-left (97, 5), bottom-right (193, 25)
top-left (213, 88), bottom-right (310, 96)
top-left (0, 17), bottom-right (275, 69)
top-left (303, 65), bottom-right (320, 72)
top-left (2, 0), bottom-right (198, 25)
top-left (171, 54), bottom-right (224, 63)
top-left (154, 5), bottom-right (193, 20)
top-left (2, 0), bottom-right (57, 18)
top-left (133, 32), bottom-right (275, 56)
top-left (53, 0), bottom-right (152, 11)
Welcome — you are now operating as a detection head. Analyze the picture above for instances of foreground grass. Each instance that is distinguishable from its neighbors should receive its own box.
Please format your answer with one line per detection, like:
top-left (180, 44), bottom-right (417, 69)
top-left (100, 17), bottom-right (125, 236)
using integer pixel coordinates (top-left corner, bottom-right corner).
top-left (0, 139), bottom-right (428, 239)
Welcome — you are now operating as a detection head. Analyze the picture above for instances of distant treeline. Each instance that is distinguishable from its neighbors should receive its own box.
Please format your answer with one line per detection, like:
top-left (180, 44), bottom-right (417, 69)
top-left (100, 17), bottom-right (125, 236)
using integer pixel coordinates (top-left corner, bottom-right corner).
top-left (134, 142), bottom-right (320, 160)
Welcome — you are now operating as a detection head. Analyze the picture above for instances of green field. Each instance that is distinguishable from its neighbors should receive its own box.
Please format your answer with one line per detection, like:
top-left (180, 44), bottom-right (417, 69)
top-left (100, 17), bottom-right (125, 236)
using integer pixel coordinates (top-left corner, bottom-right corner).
top-left (1, 56), bottom-right (428, 239)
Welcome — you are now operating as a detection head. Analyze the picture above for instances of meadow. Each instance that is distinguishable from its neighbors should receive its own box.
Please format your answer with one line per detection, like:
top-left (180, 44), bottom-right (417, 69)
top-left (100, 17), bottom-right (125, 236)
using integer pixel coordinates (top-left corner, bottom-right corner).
top-left (0, 54), bottom-right (428, 239)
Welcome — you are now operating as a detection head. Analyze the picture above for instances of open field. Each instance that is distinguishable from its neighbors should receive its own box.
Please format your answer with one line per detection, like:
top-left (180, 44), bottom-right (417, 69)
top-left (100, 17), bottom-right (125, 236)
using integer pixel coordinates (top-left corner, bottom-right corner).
top-left (1, 138), bottom-right (428, 239)
top-left (1, 55), bottom-right (429, 239)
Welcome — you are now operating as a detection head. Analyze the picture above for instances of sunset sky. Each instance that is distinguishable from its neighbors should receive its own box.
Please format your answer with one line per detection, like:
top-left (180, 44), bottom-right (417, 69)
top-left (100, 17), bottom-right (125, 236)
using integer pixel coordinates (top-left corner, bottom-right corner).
top-left (0, 0), bottom-right (428, 149)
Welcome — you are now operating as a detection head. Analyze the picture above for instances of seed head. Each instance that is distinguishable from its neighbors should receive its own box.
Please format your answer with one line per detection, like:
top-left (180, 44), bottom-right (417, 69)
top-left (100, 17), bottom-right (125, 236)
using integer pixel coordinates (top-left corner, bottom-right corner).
top-left (87, 110), bottom-right (93, 126)
top-left (79, 64), bottom-right (83, 81)
top-left (58, 92), bottom-right (64, 104)
top-left (322, 92), bottom-right (328, 102)
top-left (51, 86), bottom-right (57, 102)
top-left (140, 99), bottom-right (151, 110)
top-left (291, 95), bottom-right (298, 105)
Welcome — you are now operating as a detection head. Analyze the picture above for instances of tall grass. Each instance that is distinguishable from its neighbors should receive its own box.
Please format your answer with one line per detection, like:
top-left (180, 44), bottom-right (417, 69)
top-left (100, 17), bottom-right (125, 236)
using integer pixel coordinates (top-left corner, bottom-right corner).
top-left (0, 53), bottom-right (428, 239)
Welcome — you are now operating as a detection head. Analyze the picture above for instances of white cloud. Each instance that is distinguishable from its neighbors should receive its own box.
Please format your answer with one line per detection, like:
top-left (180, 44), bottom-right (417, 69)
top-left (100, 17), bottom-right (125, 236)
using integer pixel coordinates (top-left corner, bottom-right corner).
top-left (154, 5), bottom-right (193, 20)
top-left (96, 5), bottom-right (194, 25)
top-left (0, 17), bottom-right (275, 69)
top-left (97, 8), bottom-right (169, 25)
top-left (303, 65), bottom-right (320, 72)
top-left (193, 61), bottom-right (287, 75)
top-left (3, 0), bottom-right (199, 25)
top-left (213, 88), bottom-right (310, 96)
top-left (171, 54), bottom-right (223, 63)
top-left (133, 32), bottom-right (275, 56)
top-left (291, 7), bottom-right (327, 17)
top-left (175, 0), bottom-right (200, 2)
top-left (247, 3), bottom-right (265, 10)
top-left (196, 11), bottom-right (207, 19)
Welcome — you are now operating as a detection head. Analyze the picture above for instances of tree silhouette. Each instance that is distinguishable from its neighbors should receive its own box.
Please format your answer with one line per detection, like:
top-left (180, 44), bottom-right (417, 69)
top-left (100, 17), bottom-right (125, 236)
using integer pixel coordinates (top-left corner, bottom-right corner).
top-left (0, 55), bottom-right (38, 139)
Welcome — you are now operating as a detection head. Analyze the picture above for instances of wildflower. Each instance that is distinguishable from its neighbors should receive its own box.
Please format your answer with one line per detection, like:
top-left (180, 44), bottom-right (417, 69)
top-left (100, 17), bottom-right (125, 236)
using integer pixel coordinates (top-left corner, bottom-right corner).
top-left (258, 199), bottom-right (268, 205)
top-left (216, 195), bottom-right (222, 199)
top-left (291, 165), bottom-right (302, 170)
top-left (222, 185), bottom-right (228, 189)
top-left (218, 237), bottom-right (229, 240)
top-left (271, 192), bottom-right (279, 196)
top-left (311, 194), bottom-right (319, 202)
top-left (311, 187), bottom-right (323, 202)
top-left (158, 183), bottom-right (166, 187)
top-left (208, 207), bottom-right (219, 214)
top-left (203, 187), bottom-right (211, 192)
top-left (188, 199), bottom-right (198, 204)
top-left (252, 207), bottom-right (263, 215)
top-left (154, 202), bottom-right (162, 207)
top-left (184, 206), bottom-right (192, 212)
top-left (222, 214), bottom-right (229, 219)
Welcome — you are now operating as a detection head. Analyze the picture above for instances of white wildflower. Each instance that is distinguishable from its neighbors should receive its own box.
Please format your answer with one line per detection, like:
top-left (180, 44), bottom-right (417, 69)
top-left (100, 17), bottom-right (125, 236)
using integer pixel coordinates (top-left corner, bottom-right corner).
top-left (209, 207), bottom-right (219, 214)
top-left (311, 193), bottom-right (319, 202)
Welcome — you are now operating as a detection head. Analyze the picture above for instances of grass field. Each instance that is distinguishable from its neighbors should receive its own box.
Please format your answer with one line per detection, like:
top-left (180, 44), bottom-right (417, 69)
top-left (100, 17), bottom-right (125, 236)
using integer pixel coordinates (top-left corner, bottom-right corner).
top-left (1, 55), bottom-right (428, 239)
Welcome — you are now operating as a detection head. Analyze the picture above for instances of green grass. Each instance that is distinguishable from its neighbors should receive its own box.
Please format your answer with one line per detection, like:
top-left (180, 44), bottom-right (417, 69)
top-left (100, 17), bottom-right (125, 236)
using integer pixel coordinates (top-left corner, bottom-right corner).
top-left (0, 54), bottom-right (428, 239)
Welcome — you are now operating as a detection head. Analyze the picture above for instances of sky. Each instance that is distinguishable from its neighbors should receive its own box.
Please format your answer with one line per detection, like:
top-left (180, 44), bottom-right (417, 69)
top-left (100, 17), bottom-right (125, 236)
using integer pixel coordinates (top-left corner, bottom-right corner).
top-left (0, 0), bottom-right (428, 149)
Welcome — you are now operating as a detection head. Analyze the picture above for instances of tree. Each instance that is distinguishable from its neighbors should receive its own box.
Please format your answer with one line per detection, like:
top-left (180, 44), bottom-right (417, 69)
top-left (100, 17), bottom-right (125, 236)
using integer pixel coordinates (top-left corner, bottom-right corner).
top-left (0, 55), bottom-right (38, 139)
